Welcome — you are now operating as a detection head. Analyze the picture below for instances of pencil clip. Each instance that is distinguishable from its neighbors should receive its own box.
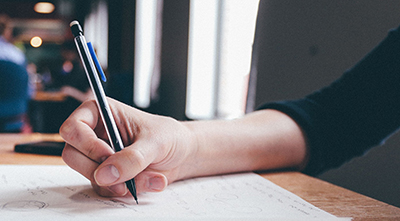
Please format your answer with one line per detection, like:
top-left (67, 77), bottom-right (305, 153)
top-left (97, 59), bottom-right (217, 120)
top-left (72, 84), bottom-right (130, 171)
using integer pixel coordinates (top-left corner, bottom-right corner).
top-left (87, 42), bottom-right (107, 82)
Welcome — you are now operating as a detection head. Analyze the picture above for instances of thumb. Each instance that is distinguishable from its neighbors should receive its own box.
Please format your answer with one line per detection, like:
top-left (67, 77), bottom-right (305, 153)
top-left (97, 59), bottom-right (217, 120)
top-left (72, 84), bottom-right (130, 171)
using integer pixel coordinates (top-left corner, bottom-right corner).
top-left (94, 164), bottom-right (168, 193)
top-left (93, 139), bottom-right (163, 187)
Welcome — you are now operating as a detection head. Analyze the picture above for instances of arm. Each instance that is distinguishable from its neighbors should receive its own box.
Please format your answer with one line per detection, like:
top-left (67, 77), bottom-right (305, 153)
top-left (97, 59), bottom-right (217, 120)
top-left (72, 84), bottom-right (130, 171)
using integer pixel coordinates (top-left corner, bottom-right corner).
top-left (61, 86), bottom-right (93, 102)
top-left (259, 26), bottom-right (400, 176)
top-left (181, 109), bottom-right (307, 179)
top-left (60, 98), bottom-right (307, 197)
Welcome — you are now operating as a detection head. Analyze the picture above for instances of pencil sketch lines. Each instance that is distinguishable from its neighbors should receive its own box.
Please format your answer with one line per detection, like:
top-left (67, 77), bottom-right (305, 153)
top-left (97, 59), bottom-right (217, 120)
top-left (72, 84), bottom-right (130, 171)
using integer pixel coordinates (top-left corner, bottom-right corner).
top-left (2, 200), bottom-right (48, 212)
top-left (206, 193), bottom-right (263, 214)
top-left (1, 174), bottom-right (7, 184)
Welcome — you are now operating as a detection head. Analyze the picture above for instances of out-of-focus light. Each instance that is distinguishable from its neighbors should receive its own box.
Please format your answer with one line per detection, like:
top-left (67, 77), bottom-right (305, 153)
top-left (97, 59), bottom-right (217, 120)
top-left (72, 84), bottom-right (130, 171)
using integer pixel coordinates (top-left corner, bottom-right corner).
top-left (34, 2), bottom-right (55, 14)
top-left (30, 36), bottom-right (43, 47)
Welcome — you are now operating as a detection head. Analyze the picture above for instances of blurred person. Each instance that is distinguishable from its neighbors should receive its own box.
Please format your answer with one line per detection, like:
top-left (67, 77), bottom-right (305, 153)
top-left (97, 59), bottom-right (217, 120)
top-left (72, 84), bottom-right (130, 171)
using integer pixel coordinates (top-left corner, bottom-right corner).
top-left (49, 41), bottom-right (89, 92)
top-left (0, 14), bottom-right (30, 133)
top-left (60, 85), bottom-right (93, 102)
top-left (46, 41), bottom-right (92, 102)
top-left (0, 14), bottom-right (26, 66)
top-left (28, 41), bottom-right (91, 133)
top-left (0, 60), bottom-right (30, 133)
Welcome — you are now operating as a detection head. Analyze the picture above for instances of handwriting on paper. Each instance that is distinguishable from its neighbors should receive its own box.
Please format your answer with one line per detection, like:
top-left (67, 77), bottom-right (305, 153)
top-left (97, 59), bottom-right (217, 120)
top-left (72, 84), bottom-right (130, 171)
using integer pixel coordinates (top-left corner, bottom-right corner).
top-left (0, 165), bottom-right (343, 220)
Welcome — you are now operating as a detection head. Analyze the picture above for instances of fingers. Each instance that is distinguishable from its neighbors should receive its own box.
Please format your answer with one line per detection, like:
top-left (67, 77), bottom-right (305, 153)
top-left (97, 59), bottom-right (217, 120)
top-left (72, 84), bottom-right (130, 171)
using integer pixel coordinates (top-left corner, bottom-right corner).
top-left (62, 143), bottom-right (97, 181)
top-left (63, 142), bottom-right (129, 196)
top-left (92, 171), bottom-right (168, 197)
top-left (93, 139), bottom-right (161, 186)
top-left (135, 171), bottom-right (168, 192)
top-left (60, 100), bottom-right (114, 164)
top-left (60, 100), bottom-right (123, 196)
top-left (60, 98), bottom-right (175, 197)
top-left (89, 141), bottom-right (169, 196)
top-left (91, 182), bottom-right (128, 196)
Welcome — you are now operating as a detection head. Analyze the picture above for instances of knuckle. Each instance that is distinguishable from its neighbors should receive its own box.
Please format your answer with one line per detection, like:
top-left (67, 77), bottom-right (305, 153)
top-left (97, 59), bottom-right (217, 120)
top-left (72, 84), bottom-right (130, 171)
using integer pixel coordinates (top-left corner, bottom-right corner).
top-left (114, 147), bottom-right (149, 179)
top-left (129, 148), bottom-right (147, 169)
top-left (59, 119), bottom-right (75, 142)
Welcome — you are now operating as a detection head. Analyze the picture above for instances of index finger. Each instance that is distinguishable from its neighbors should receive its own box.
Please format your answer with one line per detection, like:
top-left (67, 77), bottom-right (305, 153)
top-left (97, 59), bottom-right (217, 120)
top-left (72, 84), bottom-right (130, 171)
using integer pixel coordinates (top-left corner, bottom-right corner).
top-left (60, 100), bottom-right (114, 163)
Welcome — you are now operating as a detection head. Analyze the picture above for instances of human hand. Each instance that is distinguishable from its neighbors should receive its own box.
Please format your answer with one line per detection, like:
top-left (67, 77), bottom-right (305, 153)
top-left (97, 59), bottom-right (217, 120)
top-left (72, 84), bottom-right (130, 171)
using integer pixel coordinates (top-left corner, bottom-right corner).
top-left (59, 98), bottom-right (197, 197)
top-left (60, 86), bottom-right (93, 102)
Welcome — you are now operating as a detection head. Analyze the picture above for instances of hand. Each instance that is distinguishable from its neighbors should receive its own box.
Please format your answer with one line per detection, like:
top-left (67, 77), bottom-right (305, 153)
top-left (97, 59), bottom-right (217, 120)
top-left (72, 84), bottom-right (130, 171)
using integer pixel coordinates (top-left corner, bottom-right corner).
top-left (60, 97), bottom-right (308, 197)
top-left (60, 86), bottom-right (94, 102)
top-left (59, 98), bottom-right (197, 197)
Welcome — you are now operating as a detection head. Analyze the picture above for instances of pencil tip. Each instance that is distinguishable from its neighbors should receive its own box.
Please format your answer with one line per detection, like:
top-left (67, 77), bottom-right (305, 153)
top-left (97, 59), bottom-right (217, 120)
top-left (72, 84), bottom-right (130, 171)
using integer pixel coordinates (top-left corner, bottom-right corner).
top-left (125, 179), bottom-right (138, 204)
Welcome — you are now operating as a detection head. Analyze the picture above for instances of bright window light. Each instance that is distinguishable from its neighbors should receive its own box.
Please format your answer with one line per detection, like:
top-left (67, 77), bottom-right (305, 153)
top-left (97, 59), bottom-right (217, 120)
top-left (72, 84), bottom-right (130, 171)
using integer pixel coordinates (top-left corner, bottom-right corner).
top-left (134, 0), bottom-right (159, 108)
top-left (84, 0), bottom-right (108, 69)
top-left (186, 0), bottom-right (259, 119)
top-left (186, 0), bottom-right (220, 120)
top-left (218, 0), bottom-right (259, 119)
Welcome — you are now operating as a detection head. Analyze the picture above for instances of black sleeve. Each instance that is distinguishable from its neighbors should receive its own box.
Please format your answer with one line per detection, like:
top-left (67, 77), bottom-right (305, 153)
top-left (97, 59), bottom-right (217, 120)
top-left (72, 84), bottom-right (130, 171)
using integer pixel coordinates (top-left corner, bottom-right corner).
top-left (258, 26), bottom-right (400, 176)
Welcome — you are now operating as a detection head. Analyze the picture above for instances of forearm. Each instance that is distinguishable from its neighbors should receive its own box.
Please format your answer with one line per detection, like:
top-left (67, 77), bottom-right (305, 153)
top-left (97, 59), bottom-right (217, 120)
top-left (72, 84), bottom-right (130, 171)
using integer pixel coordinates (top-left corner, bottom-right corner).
top-left (181, 109), bottom-right (308, 179)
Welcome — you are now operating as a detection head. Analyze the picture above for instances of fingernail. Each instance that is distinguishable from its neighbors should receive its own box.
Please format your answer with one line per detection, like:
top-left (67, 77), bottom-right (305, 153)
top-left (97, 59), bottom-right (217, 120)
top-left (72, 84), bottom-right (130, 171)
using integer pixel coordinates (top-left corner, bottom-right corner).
top-left (148, 176), bottom-right (165, 191)
top-left (95, 165), bottom-right (120, 185)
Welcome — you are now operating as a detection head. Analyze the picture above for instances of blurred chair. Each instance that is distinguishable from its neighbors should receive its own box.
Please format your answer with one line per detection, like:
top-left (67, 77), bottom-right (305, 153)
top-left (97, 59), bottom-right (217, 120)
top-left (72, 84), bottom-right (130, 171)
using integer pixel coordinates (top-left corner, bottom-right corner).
top-left (0, 60), bottom-right (29, 132)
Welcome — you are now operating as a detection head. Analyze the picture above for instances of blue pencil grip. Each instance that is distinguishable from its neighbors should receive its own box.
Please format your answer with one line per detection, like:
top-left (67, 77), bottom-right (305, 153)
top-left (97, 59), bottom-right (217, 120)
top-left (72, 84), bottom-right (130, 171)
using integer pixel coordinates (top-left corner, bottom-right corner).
top-left (87, 42), bottom-right (107, 82)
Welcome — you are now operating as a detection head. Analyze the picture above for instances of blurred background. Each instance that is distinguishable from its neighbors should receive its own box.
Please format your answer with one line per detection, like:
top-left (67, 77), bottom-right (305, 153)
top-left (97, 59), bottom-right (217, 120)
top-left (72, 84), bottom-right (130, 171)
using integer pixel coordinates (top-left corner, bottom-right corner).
top-left (0, 0), bottom-right (260, 133)
top-left (1, 0), bottom-right (400, 208)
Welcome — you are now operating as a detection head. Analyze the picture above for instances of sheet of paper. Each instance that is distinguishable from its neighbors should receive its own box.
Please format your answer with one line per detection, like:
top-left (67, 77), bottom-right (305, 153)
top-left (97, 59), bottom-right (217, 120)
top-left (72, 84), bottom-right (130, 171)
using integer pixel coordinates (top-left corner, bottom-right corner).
top-left (0, 165), bottom-right (347, 220)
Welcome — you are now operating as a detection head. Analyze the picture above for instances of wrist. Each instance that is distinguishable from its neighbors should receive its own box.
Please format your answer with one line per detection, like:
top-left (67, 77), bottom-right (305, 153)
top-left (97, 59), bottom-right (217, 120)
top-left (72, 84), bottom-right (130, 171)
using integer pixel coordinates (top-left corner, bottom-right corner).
top-left (176, 121), bottom-right (206, 180)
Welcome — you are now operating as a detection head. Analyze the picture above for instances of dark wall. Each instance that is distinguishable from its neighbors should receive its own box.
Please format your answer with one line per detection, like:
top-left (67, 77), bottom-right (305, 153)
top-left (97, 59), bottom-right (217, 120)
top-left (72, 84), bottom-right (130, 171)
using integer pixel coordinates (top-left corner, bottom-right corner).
top-left (153, 0), bottom-right (189, 120)
top-left (134, 0), bottom-right (190, 120)
top-left (253, 0), bottom-right (400, 207)
top-left (108, 0), bottom-right (136, 73)
top-left (107, 0), bottom-right (189, 120)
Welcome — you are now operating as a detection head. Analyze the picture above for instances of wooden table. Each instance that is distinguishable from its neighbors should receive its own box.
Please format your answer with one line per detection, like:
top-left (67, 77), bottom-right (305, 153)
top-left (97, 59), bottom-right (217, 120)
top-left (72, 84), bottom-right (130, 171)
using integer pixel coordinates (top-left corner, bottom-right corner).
top-left (1, 133), bottom-right (400, 220)
top-left (33, 90), bottom-right (67, 102)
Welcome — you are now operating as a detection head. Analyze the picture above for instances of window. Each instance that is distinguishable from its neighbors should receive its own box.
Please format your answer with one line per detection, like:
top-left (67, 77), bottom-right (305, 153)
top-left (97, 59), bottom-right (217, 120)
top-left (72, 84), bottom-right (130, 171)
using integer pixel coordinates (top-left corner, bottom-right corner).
top-left (186, 0), bottom-right (259, 119)
top-left (133, 0), bottom-right (259, 118)
top-left (84, 0), bottom-right (108, 69)
top-left (133, 0), bottom-right (163, 108)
